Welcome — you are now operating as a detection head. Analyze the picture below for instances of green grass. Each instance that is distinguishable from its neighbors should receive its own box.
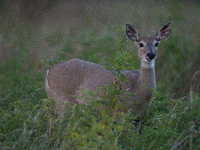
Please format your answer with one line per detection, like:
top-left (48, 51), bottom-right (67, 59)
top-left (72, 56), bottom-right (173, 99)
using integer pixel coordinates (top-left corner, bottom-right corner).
top-left (0, 0), bottom-right (200, 149)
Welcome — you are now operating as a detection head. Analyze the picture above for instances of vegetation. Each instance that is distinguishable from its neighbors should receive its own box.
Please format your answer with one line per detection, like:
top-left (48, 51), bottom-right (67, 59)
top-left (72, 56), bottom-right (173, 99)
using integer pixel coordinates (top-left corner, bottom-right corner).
top-left (0, 0), bottom-right (200, 149)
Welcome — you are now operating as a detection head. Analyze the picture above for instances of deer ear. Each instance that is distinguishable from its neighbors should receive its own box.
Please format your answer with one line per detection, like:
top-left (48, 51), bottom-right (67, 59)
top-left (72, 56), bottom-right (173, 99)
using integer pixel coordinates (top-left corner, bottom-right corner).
top-left (156, 22), bottom-right (172, 41)
top-left (125, 23), bottom-right (140, 42)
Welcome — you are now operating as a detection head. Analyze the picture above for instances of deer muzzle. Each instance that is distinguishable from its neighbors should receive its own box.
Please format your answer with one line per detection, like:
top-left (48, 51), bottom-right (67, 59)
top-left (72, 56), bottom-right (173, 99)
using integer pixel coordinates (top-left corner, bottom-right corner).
top-left (147, 52), bottom-right (156, 62)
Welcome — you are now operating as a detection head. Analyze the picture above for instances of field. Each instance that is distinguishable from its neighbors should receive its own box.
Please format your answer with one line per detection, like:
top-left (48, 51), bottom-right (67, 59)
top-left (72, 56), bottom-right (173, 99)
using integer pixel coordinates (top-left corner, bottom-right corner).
top-left (0, 0), bottom-right (200, 149)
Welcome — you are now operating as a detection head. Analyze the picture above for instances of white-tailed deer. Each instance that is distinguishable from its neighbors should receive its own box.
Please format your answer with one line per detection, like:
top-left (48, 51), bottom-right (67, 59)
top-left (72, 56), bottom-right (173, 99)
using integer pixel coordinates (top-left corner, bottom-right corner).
top-left (45, 22), bottom-right (172, 120)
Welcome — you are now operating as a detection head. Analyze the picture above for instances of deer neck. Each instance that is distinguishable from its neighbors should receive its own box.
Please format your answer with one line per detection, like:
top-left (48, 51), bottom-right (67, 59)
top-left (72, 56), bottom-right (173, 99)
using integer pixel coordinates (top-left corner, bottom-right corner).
top-left (138, 60), bottom-right (156, 103)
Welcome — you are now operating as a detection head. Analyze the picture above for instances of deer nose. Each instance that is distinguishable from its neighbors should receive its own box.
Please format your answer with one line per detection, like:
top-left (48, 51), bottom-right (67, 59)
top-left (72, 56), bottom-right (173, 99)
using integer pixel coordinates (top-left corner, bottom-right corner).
top-left (147, 52), bottom-right (156, 61)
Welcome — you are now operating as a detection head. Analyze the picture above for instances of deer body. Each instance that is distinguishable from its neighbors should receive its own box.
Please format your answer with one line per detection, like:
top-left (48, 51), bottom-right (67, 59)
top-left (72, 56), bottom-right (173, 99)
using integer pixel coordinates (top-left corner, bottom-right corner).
top-left (45, 22), bottom-right (172, 120)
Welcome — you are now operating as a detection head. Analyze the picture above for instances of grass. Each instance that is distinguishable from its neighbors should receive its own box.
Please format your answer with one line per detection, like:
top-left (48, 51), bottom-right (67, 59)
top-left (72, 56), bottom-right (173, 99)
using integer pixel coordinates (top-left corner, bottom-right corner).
top-left (0, 0), bottom-right (200, 149)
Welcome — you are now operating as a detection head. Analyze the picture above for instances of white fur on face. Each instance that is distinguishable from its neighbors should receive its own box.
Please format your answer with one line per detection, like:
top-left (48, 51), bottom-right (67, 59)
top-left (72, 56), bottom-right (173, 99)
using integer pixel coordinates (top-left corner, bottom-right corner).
top-left (141, 59), bottom-right (155, 69)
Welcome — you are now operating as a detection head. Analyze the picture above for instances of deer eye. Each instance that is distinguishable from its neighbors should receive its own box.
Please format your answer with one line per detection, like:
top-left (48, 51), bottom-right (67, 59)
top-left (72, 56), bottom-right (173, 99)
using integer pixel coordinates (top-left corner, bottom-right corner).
top-left (155, 43), bottom-right (159, 46)
top-left (139, 43), bottom-right (144, 47)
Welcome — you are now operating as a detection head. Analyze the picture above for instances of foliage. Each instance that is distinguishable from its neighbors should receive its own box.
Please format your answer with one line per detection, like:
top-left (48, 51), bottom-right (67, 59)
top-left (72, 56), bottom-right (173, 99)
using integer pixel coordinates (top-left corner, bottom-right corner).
top-left (1, 1), bottom-right (200, 149)
top-left (1, 31), bottom-right (200, 149)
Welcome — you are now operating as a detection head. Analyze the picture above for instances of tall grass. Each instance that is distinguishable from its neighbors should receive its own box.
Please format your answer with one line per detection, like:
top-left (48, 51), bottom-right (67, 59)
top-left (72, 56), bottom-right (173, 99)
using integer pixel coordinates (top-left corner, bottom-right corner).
top-left (0, 0), bottom-right (200, 149)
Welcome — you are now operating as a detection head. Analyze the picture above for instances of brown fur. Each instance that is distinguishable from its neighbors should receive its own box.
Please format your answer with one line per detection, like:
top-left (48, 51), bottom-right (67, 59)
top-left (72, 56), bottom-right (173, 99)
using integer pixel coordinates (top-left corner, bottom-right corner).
top-left (45, 22), bottom-right (172, 120)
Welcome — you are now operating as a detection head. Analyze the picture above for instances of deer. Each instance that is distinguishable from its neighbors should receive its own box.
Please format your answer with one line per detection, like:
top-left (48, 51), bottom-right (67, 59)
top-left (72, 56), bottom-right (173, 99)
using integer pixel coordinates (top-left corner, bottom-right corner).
top-left (45, 22), bottom-right (172, 121)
